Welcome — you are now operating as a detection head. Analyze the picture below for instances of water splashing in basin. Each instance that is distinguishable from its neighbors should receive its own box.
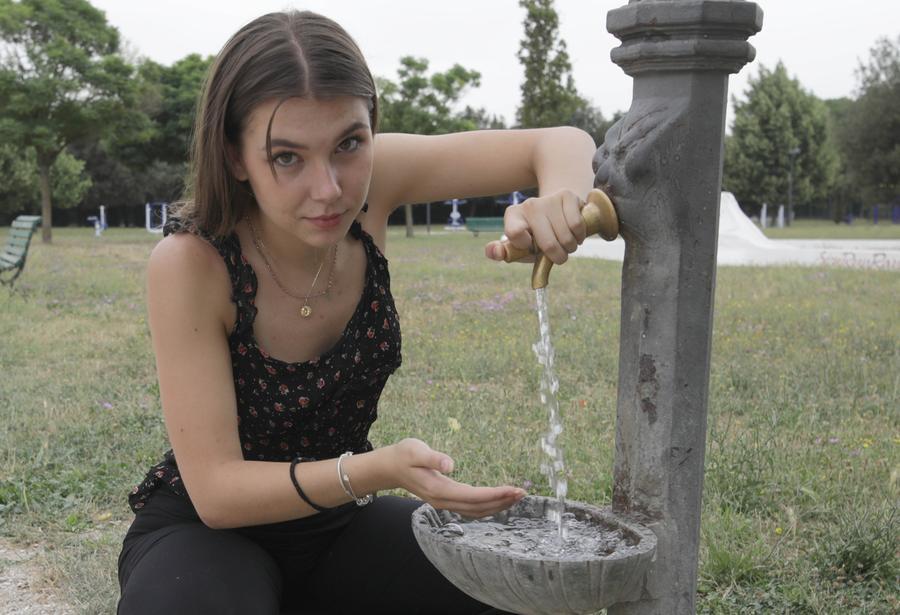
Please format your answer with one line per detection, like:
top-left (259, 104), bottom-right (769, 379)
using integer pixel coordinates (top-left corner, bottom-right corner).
top-left (450, 513), bottom-right (635, 559)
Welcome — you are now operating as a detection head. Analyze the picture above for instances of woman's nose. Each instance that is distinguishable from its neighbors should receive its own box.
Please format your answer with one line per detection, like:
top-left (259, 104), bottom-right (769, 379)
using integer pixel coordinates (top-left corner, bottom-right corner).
top-left (309, 161), bottom-right (342, 203)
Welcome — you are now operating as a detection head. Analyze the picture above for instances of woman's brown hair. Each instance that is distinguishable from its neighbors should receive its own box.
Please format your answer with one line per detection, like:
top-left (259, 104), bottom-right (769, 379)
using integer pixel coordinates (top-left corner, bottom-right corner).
top-left (174, 11), bottom-right (378, 238)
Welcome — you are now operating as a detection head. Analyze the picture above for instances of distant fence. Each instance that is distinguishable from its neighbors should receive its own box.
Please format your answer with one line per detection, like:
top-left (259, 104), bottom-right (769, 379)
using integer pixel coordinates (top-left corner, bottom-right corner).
top-left (1, 202), bottom-right (154, 228)
top-left (6, 195), bottom-right (897, 229)
top-left (386, 196), bottom-right (517, 226)
top-left (3, 195), bottom-right (520, 228)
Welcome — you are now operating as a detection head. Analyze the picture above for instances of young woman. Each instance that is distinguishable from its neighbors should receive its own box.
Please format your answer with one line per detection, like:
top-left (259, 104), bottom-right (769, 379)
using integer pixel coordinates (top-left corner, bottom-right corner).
top-left (117, 10), bottom-right (596, 615)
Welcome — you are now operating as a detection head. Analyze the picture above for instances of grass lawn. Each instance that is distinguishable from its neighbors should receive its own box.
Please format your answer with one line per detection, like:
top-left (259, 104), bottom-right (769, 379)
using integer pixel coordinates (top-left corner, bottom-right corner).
top-left (1, 226), bottom-right (897, 614)
top-left (762, 218), bottom-right (900, 240)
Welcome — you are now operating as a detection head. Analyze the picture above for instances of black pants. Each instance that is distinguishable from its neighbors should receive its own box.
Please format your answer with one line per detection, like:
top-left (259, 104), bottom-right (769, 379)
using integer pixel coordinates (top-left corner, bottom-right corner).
top-left (118, 489), bottom-right (508, 615)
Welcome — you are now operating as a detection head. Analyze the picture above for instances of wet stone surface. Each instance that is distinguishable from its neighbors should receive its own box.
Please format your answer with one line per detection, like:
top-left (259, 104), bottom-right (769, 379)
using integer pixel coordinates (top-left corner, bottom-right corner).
top-left (444, 512), bottom-right (638, 560)
top-left (413, 496), bottom-right (659, 614)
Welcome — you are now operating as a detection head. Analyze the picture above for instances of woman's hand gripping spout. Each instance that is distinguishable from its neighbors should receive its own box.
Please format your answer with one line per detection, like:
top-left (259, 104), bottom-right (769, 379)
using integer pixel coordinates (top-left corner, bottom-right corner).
top-left (388, 438), bottom-right (526, 519)
top-left (483, 189), bottom-right (588, 266)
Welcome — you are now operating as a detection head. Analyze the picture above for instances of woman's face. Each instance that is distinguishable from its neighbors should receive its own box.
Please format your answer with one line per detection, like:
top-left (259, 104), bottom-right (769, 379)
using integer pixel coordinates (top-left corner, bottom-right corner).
top-left (232, 95), bottom-right (374, 247)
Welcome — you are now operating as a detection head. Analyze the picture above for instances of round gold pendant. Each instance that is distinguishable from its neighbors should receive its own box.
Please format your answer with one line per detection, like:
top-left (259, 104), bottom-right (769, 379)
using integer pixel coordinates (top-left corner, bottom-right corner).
top-left (299, 305), bottom-right (312, 318)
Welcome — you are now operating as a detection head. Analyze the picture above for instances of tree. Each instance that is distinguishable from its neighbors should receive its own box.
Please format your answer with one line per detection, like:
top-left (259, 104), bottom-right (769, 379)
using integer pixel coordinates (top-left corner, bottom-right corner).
top-left (0, 144), bottom-right (91, 218)
top-left (837, 36), bottom-right (900, 206)
top-left (0, 143), bottom-right (38, 216)
top-left (515, 0), bottom-right (583, 129)
top-left (822, 97), bottom-right (861, 221)
top-left (378, 56), bottom-right (483, 135)
top-left (135, 53), bottom-right (214, 165)
top-left (378, 56), bottom-right (486, 236)
top-left (0, 0), bottom-right (137, 242)
top-left (69, 140), bottom-right (185, 215)
top-left (69, 53), bottom-right (213, 215)
top-left (723, 62), bottom-right (838, 222)
top-left (459, 105), bottom-right (507, 131)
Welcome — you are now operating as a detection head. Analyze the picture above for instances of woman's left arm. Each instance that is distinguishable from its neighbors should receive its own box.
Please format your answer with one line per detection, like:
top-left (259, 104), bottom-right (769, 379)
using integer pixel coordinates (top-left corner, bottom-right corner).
top-left (366, 127), bottom-right (597, 263)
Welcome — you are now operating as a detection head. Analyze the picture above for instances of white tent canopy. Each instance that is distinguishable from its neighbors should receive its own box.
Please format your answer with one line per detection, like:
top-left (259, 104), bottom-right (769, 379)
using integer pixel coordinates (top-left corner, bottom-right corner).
top-left (574, 192), bottom-right (900, 270)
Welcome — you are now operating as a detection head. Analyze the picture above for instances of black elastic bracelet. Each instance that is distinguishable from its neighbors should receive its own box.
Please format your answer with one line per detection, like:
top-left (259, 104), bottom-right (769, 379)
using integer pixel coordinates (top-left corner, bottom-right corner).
top-left (289, 457), bottom-right (331, 512)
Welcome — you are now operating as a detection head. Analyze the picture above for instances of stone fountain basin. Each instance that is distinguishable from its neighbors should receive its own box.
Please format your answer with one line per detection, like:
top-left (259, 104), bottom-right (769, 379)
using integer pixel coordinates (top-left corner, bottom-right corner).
top-left (412, 496), bottom-right (656, 615)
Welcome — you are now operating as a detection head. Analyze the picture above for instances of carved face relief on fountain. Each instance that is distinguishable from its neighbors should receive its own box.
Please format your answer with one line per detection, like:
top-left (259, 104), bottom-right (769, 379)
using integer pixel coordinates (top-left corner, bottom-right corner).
top-left (593, 96), bottom-right (690, 246)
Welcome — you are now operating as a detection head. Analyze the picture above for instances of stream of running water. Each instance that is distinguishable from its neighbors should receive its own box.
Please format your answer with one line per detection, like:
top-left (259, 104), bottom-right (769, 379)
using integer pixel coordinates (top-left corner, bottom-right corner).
top-left (532, 287), bottom-right (567, 541)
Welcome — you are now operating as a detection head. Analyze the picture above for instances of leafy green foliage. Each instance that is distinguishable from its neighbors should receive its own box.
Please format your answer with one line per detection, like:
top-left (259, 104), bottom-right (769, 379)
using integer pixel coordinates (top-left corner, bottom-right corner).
top-left (833, 36), bottom-right (900, 206)
top-left (0, 143), bottom-right (38, 214)
top-left (377, 56), bottom-right (494, 135)
top-left (0, 0), bottom-right (138, 238)
top-left (821, 97), bottom-right (861, 222)
top-left (515, 0), bottom-right (613, 143)
top-left (0, 144), bottom-right (90, 215)
top-left (69, 138), bottom-right (186, 211)
top-left (515, 0), bottom-right (580, 129)
top-left (48, 147), bottom-right (91, 209)
top-left (132, 53), bottom-right (213, 165)
top-left (61, 53), bottom-right (211, 211)
top-left (723, 62), bottom-right (839, 216)
top-left (377, 56), bottom-right (499, 236)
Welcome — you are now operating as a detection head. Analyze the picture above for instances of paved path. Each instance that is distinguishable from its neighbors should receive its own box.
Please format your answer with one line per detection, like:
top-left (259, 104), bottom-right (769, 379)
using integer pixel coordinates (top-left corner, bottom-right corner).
top-left (574, 193), bottom-right (900, 270)
top-left (576, 236), bottom-right (900, 270)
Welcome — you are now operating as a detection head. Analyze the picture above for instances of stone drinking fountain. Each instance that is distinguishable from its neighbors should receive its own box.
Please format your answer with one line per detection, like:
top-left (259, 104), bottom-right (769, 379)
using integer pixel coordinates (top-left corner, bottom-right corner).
top-left (413, 2), bottom-right (764, 613)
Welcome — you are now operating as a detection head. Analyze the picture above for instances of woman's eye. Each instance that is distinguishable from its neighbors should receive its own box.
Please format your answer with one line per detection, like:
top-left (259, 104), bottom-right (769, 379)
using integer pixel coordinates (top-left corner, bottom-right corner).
top-left (337, 137), bottom-right (361, 153)
top-left (273, 152), bottom-right (298, 166)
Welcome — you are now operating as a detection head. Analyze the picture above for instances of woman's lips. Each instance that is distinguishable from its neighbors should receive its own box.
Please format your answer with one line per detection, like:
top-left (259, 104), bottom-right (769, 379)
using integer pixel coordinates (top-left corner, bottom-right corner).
top-left (306, 213), bottom-right (343, 229)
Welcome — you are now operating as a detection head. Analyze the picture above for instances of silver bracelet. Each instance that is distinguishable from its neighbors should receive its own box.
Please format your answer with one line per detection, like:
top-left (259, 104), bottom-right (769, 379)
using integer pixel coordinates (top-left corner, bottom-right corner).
top-left (337, 452), bottom-right (373, 506)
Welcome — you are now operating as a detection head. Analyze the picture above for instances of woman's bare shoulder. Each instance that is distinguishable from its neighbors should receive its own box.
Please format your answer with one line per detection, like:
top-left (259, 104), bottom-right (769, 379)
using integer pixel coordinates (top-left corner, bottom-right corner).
top-left (150, 231), bottom-right (221, 266)
top-left (147, 232), bottom-right (234, 329)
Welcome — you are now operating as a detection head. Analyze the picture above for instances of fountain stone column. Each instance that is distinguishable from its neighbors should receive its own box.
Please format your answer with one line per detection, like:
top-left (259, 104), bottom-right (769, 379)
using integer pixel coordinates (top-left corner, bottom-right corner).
top-left (594, 2), bottom-right (763, 614)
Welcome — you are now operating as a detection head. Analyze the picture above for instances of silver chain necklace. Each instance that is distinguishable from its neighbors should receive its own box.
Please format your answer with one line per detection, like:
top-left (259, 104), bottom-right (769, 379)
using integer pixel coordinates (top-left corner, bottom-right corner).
top-left (246, 216), bottom-right (338, 319)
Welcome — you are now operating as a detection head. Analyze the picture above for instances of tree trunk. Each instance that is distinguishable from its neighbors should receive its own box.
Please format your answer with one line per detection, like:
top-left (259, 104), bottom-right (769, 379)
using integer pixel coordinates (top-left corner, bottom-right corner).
top-left (404, 203), bottom-right (414, 238)
top-left (38, 162), bottom-right (53, 243)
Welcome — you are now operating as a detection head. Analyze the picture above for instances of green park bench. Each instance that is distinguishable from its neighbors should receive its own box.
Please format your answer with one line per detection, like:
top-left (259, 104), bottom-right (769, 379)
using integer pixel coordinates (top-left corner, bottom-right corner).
top-left (465, 217), bottom-right (505, 236)
top-left (1, 215), bottom-right (42, 287)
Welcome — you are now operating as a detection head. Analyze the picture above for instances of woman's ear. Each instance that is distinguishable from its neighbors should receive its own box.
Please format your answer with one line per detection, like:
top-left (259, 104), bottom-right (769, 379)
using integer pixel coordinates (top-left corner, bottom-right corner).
top-left (226, 143), bottom-right (249, 182)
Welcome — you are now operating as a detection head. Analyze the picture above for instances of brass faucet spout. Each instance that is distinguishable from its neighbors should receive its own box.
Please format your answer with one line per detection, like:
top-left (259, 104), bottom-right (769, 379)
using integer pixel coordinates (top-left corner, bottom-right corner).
top-left (531, 256), bottom-right (554, 290)
top-left (501, 189), bottom-right (619, 289)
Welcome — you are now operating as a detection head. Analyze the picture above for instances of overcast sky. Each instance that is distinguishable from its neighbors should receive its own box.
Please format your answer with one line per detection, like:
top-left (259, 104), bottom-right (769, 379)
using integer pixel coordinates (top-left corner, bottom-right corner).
top-left (90, 1), bottom-right (899, 129)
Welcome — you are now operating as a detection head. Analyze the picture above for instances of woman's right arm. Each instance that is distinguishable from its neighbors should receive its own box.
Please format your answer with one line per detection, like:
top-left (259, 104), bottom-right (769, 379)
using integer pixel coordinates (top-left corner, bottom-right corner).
top-left (146, 234), bottom-right (523, 528)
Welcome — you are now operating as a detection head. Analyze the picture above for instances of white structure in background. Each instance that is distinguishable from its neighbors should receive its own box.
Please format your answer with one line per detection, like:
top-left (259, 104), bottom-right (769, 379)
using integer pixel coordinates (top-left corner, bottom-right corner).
top-left (444, 198), bottom-right (466, 230)
top-left (575, 192), bottom-right (900, 270)
top-left (88, 205), bottom-right (107, 237)
top-left (145, 202), bottom-right (168, 234)
top-left (760, 203), bottom-right (767, 229)
top-left (776, 204), bottom-right (785, 228)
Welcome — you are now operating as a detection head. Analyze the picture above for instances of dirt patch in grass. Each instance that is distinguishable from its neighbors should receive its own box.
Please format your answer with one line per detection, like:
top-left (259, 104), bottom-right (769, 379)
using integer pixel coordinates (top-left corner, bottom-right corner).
top-left (0, 539), bottom-right (74, 615)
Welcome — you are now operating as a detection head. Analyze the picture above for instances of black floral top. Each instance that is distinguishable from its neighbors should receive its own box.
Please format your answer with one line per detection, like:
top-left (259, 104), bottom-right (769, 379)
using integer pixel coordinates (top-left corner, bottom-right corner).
top-left (128, 219), bottom-right (402, 512)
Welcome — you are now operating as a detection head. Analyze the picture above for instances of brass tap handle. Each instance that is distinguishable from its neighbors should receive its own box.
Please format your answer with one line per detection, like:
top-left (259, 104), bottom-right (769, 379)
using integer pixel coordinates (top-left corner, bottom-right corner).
top-left (581, 188), bottom-right (619, 241)
top-left (499, 240), bottom-right (537, 263)
top-left (499, 189), bottom-right (619, 289)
